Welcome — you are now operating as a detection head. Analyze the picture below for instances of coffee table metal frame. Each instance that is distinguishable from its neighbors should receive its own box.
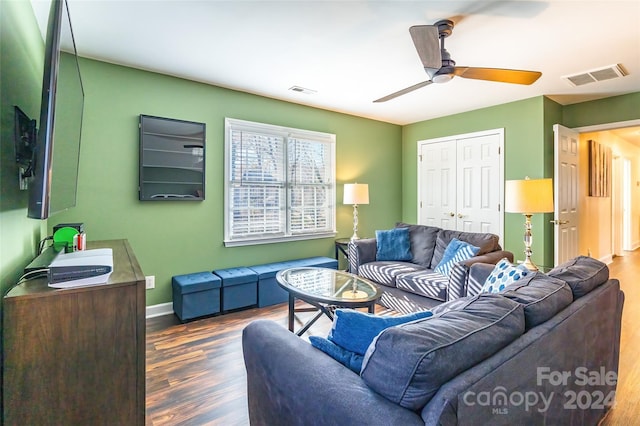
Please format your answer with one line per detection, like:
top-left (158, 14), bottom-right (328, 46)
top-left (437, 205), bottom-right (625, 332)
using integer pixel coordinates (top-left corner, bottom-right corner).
top-left (275, 267), bottom-right (382, 336)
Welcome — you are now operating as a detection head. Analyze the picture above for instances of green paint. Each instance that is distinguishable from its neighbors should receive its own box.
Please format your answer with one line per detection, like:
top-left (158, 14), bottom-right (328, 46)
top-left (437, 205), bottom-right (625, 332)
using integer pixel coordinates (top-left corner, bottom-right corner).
top-left (402, 97), bottom-right (550, 265)
top-left (563, 93), bottom-right (640, 128)
top-left (50, 59), bottom-right (402, 305)
top-left (0, 0), bottom-right (47, 304)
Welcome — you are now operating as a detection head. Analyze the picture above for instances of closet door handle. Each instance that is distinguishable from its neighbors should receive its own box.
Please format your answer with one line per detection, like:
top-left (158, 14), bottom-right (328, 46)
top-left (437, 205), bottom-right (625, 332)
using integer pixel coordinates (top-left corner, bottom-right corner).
top-left (443, 212), bottom-right (455, 217)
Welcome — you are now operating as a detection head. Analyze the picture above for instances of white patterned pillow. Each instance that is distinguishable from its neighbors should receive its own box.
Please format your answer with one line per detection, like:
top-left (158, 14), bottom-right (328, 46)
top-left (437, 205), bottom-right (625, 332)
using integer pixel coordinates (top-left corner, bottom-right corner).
top-left (481, 258), bottom-right (531, 293)
top-left (434, 238), bottom-right (480, 277)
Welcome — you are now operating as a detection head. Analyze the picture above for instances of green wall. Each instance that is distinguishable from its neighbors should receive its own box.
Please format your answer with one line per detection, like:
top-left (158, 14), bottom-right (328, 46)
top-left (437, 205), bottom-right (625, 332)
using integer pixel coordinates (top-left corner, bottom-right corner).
top-left (542, 97), bottom-right (564, 267)
top-left (0, 0), bottom-right (47, 304)
top-left (563, 92), bottom-right (640, 128)
top-left (401, 96), bottom-right (553, 267)
top-left (50, 58), bottom-right (403, 305)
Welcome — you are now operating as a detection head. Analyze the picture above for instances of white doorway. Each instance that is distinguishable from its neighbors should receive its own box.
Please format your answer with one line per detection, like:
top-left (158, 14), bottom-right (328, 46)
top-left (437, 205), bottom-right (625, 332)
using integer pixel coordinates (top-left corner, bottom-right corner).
top-left (571, 119), bottom-right (640, 261)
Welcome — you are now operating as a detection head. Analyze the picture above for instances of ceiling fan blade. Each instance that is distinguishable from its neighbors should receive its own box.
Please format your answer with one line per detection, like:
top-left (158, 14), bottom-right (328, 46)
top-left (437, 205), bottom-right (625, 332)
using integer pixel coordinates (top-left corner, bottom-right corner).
top-left (453, 67), bottom-right (542, 85)
top-left (409, 25), bottom-right (441, 70)
top-left (373, 80), bottom-right (433, 103)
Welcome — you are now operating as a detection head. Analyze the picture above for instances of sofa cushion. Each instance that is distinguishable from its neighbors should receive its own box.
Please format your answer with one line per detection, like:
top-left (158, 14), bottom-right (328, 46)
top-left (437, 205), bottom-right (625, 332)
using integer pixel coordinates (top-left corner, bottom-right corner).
top-left (358, 261), bottom-right (424, 288)
top-left (309, 336), bottom-right (363, 373)
top-left (430, 230), bottom-right (500, 269)
top-left (547, 255), bottom-right (609, 298)
top-left (480, 258), bottom-right (531, 293)
top-left (396, 270), bottom-right (449, 301)
top-left (500, 272), bottom-right (574, 329)
top-left (434, 238), bottom-right (480, 276)
top-left (328, 309), bottom-right (433, 355)
top-left (395, 223), bottom-right (440, 267)
top-left (360, 294), bottom-right (525, 411)
top-left (375, 228), bottom-right (412, 261)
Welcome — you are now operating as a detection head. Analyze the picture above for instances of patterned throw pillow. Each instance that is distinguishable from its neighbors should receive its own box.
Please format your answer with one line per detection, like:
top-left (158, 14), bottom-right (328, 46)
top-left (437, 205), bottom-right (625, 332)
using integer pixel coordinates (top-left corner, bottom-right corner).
top-left (482, 258), bottom-right (531, 293)
top-left (434, 238), bottom-right (480, 277)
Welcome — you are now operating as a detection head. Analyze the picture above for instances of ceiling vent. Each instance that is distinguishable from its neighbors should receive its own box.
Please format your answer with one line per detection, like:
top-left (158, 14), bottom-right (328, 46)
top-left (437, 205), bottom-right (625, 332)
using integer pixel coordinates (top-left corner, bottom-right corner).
top-left (563, 64), bottom-right (628, 87)
top-left (288, 86), bottom-right (317, 95)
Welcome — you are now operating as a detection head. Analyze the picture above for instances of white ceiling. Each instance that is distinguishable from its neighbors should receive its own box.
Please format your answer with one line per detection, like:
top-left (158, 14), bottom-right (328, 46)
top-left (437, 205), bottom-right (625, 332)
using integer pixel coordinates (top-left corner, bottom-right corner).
top-left (31, 0), bottom-right (640, 134)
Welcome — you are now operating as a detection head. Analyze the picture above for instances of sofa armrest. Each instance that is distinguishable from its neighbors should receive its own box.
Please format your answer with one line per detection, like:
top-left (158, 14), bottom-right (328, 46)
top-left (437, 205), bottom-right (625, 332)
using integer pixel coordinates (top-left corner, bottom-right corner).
top-left (348, 238), bottom-right (377, 275)
top-left (467, 262), bottom-right (497, 297)
top-left (462, 249), bottom-right (513, 267)
top-left (446, 250), bottom-right (514, 301)
top-left (242, 320), bottom-right (423, 426)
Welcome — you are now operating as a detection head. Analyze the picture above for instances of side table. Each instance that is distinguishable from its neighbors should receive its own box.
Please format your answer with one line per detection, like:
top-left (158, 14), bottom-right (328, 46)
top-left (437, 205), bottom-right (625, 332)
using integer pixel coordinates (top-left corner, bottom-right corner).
top-left (334, 238), bottom-right (351, 271)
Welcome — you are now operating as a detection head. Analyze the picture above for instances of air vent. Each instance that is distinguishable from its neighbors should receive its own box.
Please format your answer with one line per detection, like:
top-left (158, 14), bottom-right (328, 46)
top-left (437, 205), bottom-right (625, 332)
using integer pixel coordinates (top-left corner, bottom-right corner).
top-left (563, 64), bottom-right (628, 87)
top-left (288, 86), bottom-right (317, 95)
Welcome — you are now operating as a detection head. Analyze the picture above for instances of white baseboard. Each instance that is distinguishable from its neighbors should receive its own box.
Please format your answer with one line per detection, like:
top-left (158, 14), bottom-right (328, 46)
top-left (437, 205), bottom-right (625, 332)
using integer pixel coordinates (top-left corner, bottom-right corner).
top-left (599, 254), bottom-right (614, 265)
top-left (146, 302), bottom-right (174, 319)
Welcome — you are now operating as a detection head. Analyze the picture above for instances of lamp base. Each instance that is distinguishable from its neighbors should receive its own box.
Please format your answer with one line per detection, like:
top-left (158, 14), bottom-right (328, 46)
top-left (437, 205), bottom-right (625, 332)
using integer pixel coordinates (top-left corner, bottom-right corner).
top-left (521, 213), bottom-right (538, 271)
top-left (521, 257), bottom-right (539, 271)
top-left (350, 204), bottom-right (360, 241)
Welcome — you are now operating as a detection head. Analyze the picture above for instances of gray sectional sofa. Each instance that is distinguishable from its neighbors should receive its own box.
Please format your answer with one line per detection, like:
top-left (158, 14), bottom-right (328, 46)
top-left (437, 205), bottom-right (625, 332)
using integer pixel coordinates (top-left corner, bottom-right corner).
top-left (349, 223), bottom-right (514, 312)
top-left (243, 256), bottom-right (624, 426)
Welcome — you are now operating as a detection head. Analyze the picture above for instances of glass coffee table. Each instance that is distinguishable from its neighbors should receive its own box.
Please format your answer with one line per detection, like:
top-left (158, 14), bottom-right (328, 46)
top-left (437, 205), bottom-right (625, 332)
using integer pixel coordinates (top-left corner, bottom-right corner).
top-left (276, 267), bottom-right (382, 336)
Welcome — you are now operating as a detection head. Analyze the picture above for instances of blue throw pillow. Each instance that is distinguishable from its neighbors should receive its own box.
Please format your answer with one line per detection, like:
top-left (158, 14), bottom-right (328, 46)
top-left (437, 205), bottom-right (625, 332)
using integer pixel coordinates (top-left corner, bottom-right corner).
top-left (434, 238), bottom-right (480, 277)
top-left (375, 228), bottom-right (412, 261)
top-left (309, 336), bottom-right (364, 373)
top-left (481, 258), bottom-right (531, 293)
top-left (328, 309), bottom-right (433, 355)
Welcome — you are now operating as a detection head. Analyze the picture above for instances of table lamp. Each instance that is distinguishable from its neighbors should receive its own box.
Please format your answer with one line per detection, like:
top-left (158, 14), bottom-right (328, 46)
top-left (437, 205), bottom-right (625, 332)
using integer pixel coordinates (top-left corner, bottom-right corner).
top-left (343, 183), bottom-right (369, 241)
top-left (505, 177), bottom-right (554, 271)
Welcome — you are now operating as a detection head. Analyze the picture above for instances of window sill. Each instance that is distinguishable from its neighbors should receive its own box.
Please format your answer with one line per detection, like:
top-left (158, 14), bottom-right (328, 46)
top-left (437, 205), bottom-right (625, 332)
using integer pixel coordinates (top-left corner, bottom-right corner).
top-left (224, 231), bottom-right (337, 247)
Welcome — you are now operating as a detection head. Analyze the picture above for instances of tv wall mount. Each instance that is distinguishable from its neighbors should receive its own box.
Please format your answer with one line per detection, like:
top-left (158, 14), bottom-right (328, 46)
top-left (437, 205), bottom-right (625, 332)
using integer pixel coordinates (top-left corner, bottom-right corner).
top-left (14, 106), bottom-right (37, 190)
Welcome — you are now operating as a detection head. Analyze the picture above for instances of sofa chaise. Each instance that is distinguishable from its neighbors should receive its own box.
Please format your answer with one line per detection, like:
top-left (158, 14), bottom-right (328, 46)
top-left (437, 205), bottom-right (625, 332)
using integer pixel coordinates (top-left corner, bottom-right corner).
top-left (243, 256), bottom-right (623, 425)
top-left (348, 223), bottom-right (514, 312)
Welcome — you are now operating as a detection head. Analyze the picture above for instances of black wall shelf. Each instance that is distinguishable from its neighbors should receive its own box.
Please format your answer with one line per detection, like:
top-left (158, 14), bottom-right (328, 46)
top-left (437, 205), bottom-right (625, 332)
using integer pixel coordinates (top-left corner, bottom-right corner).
top-left (139, 115), bottom-right (205, 201)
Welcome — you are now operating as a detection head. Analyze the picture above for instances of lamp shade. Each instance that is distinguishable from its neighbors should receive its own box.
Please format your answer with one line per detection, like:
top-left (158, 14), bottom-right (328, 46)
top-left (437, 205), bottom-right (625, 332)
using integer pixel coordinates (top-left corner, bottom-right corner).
top-left (343, 183), bottom-right (369, 205)
top-left (505, 178), bottom-right (554, 213)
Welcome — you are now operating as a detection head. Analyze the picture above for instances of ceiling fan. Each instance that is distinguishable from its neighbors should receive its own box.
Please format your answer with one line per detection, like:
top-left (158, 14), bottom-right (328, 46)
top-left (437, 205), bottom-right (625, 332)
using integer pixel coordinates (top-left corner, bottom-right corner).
top-left (374, 19), bottom-right (542, 103)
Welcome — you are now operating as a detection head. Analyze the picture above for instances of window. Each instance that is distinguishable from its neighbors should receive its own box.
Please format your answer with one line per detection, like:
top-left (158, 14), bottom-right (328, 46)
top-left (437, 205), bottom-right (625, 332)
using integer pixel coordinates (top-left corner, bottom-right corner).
top-left (224, 118), bottom-right (336, 246)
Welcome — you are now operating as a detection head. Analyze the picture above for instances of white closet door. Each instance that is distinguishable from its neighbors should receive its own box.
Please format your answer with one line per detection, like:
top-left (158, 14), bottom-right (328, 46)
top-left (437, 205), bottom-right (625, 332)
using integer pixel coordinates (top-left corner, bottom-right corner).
top-left (418, 129), bottom-right (504, 244)
top-left (419, 140), bottom-right (457, 229)
top-left (456, 133), bottom-right (503, 234)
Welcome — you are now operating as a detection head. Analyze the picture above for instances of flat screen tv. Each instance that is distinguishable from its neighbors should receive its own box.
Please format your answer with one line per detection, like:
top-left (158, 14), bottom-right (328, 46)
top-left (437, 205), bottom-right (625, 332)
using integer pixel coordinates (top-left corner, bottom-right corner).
top-left (28, 0), bottom-right (84, 219)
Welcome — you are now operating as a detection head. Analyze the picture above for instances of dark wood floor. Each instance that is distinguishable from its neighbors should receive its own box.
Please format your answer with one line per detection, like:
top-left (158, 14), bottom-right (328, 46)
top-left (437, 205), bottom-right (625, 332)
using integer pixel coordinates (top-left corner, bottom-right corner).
top-left (146, 253), bottom-right (640, 425)
top-left (145, 301), bottom-right (338, 425)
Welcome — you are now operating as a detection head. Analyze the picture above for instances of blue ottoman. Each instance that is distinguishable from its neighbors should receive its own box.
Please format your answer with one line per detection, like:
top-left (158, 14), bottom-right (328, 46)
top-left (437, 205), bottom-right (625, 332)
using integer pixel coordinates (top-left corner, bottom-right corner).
top-left (251, 257), bottom-right (338, 307)
top-left (213, 267), bottom-right (258, 311)
top-left (172, 271), bottom-right (222, 321)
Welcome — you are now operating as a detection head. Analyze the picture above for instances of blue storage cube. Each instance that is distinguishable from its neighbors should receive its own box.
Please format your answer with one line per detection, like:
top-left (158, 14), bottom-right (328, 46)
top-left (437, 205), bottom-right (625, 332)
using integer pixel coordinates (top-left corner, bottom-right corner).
top-left (213, 267), bottom-right (258, 311)
top-left (251, 257), bottom-right (338, 307)
top-left (250, 262), bottom-right (290, 308)
top-left (294, 256), bottom-right (339, 269)
top-left (172, 271), bottom-right (222, 321)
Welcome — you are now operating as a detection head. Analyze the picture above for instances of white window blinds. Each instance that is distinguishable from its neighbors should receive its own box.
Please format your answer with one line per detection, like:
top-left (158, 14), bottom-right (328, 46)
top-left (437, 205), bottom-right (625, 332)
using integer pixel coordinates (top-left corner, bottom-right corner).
top-left (225, 118), bottom-right (336, 246)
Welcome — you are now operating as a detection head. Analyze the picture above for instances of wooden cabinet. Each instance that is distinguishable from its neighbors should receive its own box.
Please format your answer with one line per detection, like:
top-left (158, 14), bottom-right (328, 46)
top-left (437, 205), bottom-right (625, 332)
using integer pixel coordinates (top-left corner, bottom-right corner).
top-left (139, 114), bottom-right (206, 201)
top-left (2, 240), bottom-right (145, 425)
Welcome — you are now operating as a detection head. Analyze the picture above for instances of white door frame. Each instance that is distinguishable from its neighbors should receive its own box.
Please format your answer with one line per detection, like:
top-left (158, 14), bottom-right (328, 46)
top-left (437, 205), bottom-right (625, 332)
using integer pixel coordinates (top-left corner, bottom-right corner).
top-left (622, 158), bottom-right (632, 251)
top-left (611, 156), bottom-right (623, 256)
top-left (417, 128), bottom-right (504, 244)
